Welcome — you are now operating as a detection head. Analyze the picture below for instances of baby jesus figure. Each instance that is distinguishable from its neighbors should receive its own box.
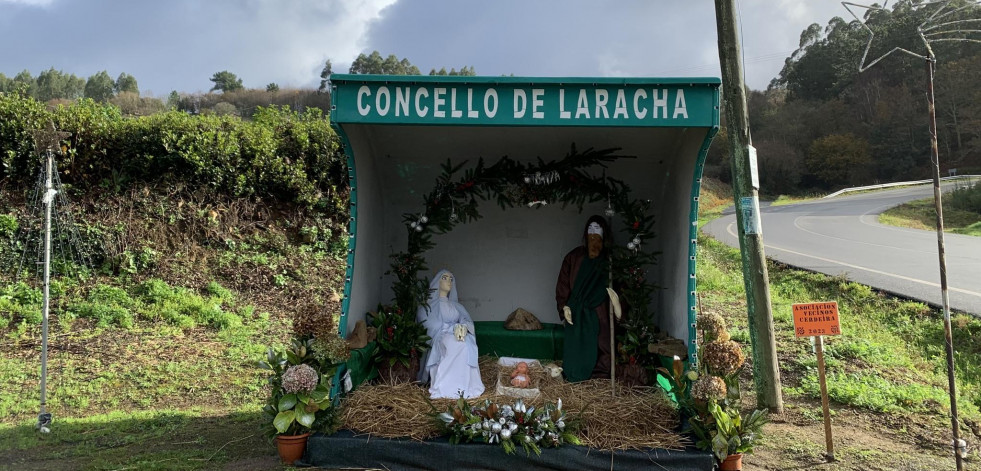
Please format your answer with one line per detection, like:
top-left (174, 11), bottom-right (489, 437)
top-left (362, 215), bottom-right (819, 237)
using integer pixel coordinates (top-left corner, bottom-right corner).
top-left (509, 361), bottom-right (531, 388)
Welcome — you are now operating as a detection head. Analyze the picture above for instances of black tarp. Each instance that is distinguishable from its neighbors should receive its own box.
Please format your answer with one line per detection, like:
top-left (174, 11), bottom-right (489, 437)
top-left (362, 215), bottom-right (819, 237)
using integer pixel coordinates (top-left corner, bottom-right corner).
top-left (298, 429), bottom-right (716, 471)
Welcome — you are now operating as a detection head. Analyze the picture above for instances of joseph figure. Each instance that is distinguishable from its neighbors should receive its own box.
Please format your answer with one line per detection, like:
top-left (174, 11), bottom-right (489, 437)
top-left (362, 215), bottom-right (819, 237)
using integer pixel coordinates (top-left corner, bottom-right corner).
top-left (555, 215), bottom-right (620, 382)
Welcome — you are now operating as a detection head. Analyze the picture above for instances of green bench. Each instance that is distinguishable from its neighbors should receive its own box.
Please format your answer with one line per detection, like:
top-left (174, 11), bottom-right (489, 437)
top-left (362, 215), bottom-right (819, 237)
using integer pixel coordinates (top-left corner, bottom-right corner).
top-left (473, 321), bottom-right (564, 361)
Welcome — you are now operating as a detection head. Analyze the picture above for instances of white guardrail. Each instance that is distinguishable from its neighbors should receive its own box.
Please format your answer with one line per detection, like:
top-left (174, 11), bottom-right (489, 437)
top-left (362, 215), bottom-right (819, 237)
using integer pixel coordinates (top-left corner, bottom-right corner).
top-left (822, 175), bottom-right (981, 198)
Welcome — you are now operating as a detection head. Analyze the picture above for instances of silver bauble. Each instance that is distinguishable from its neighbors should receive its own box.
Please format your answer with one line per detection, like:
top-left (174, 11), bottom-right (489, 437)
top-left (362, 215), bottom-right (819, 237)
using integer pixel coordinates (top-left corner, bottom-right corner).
top-left (556, 420), bottom-right (565, 430)
top-left (409, 221), bottom-right (417, 229)
top-left (492, 422), bottom-right (502, 433)
top-left (632, 237), bottom-right (641, 245)
top-left (523, 176), bottom-right (531, 184)
top-left (627, 242), bottom-right (636, 250)
top-left (415, 225), bottom-right (423, 232)
top-left (501, 428), bottom-right (512, 440)
top-left (420, 216), bottom-right (428, 224)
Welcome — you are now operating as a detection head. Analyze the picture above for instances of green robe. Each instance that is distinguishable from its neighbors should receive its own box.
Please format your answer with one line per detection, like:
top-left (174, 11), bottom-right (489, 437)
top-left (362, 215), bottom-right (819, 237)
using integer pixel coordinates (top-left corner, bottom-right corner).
top-left (562, 255), bottom-right (609, 382)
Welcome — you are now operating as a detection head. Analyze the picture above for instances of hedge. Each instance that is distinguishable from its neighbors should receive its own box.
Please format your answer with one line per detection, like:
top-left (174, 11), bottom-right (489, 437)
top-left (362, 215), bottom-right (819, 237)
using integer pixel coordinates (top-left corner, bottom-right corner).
top-left (0, 92), bottom-right (347, 209)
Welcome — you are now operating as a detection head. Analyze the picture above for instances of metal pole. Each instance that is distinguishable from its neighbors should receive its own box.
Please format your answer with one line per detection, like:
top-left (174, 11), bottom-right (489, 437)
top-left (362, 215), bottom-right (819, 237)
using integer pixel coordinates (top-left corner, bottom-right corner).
top-left (926, 58), bottom-right (963, 471)
top-left (38, 150), bottom-right (53, 433)
top-left (714, 0), bottom-right (783, 413)
top-left (815, 336), bottom-right (835, 462)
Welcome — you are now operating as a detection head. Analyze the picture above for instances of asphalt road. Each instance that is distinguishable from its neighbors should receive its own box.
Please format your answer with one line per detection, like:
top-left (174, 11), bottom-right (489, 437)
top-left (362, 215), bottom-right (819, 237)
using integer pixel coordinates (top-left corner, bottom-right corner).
top-left (701, 183), bottom-right (981, 316)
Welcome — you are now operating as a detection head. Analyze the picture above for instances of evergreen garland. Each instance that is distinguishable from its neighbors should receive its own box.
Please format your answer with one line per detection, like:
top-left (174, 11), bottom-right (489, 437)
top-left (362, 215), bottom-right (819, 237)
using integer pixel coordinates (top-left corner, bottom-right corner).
top-left (386, 144), bottom-right (663, 370)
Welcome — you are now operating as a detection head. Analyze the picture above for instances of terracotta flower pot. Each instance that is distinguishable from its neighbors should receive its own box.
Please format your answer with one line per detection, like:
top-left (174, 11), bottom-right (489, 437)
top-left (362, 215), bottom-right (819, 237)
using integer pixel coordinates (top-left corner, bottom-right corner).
top-left (719, 453), bottom-right (743, 471)
top-left (275, 432), bottom-right (310, 465)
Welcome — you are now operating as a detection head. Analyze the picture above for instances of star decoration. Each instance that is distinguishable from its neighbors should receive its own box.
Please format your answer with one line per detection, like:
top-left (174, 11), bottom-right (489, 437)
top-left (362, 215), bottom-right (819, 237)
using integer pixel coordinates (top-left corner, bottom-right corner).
top-left (30, 121), bottom-right (71, 154)
top-left (842, 0), bottom-right (981, 71)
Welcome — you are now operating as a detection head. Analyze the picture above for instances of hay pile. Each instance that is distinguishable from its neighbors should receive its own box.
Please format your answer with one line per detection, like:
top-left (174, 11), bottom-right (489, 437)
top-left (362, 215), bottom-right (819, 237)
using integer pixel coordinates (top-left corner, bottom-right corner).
top-left (339, 356), bottom-right (685, 450)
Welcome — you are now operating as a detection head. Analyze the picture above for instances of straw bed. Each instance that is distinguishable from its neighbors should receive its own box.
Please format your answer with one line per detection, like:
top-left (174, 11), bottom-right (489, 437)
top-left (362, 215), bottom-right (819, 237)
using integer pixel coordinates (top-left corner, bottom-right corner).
top-left (340, 356), bottom-right (685, 450)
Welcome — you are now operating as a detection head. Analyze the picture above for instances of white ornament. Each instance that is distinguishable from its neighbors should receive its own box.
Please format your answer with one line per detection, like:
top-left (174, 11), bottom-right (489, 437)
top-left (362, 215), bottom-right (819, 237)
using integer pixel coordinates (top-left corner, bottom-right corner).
top-left (501, 428), bottom-right (512, 440)
top-left (627, 242), bottom-right (636, 250)
top-left (492, 422), bottom-right (502, 433)
top-left (632, 237), bottom-right (641, 245)
top-left (409, 221), bottom-right (418, 229)
top-left (415, 225), bottom-right (423, 232)
top-left (605, 207), bottom-right (615, 217)
top-left (524, 176), bottom-right (531, 184)
top-left (420, 216), bottom-right (428, 224)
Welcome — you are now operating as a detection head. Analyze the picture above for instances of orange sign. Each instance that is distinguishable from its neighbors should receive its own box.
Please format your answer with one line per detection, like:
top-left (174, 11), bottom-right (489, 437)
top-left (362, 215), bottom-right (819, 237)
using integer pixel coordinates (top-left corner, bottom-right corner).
top-left (792, 302), bottom-right (841, 337)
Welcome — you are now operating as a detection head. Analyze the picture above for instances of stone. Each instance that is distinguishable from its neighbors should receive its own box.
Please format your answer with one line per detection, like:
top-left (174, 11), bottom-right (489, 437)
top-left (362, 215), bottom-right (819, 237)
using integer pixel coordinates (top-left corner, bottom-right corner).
top-left (503, 308), bottom-right (543, 330)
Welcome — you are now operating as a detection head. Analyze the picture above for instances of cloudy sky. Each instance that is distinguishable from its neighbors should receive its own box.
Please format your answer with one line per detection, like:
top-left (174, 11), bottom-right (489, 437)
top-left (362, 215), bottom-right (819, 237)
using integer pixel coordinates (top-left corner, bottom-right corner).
top-left (0, 0), bottom-right (851, 97)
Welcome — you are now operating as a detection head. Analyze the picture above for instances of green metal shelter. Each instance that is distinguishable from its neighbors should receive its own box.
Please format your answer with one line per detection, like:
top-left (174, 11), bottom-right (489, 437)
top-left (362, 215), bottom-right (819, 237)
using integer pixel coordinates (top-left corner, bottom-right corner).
top-left (330, 74), bottom-right (720, 365)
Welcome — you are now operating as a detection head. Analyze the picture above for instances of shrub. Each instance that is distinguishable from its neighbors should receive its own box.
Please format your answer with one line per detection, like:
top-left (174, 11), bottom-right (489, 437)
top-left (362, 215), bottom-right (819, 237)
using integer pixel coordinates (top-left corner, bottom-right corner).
top-left (0, 94), bottom-right (347, 211)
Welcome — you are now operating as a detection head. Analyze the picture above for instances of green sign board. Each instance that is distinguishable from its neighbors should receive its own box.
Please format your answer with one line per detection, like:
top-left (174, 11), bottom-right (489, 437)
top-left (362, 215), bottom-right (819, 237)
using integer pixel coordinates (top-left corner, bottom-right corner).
top-left (331, 75), bottom-right (719, 128)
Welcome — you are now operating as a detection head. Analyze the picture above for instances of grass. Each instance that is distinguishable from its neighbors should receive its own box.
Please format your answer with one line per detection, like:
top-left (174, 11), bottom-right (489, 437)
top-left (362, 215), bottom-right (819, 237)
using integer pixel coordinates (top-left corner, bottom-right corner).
top-left (698, 234), bottom-right (981, 420)
top-left (0, 408), bottom-right (279, 471)
top-left (769, 193), bottom-right (823, 206)
top-left (879, 183), bottom-right (981, 236)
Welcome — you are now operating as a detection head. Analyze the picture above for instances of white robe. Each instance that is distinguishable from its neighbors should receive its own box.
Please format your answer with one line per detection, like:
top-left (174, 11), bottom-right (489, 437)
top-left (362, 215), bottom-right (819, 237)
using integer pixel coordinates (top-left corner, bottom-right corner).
top-left (417, 271), bottom-right (484, 399)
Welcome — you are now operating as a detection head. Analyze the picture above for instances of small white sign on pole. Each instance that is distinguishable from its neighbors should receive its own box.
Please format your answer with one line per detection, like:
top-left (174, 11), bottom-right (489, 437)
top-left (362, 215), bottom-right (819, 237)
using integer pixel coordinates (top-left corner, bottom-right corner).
top-left (747, 145), bottom-right (759, 190)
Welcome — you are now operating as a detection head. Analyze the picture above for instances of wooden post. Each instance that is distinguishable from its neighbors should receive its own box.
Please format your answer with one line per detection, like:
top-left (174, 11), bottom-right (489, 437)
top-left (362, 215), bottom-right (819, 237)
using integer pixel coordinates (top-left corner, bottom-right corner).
top-left (926, 58), bottom-right (964, 471)
top-left (815, 336), bottom-right (835, 462)
top-left (714, 0), bottom-right (783, 413)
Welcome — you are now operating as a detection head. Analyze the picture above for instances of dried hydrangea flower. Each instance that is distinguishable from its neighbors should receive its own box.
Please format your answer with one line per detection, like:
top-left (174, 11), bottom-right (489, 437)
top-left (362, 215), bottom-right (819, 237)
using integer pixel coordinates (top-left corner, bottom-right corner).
top-left (698, 312), bottom-right (727, 341)
top-left (702, 340), bottom-right (745, 376)
top-left (312, 333), bottom-right (351, 365)
top-left (690, 375), bottom-right (727, 402)
top-left (282, 363), bottom-right (319, 394)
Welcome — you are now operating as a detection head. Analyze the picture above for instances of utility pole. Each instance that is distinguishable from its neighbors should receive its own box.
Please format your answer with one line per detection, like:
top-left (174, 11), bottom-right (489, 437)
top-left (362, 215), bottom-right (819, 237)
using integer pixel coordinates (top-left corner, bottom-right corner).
top-left (714, 0), bottom-right (783, 413)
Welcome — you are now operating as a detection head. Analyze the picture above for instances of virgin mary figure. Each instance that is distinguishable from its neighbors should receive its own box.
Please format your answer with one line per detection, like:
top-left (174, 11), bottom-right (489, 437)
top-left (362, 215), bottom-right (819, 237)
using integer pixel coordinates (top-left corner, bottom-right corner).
top-left (417, 269), bottom-right (484, 399)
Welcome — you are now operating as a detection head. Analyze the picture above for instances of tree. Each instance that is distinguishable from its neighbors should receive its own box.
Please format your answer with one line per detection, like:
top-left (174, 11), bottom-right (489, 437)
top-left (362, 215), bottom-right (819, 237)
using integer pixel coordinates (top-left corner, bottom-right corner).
top-left (318, 59), bottom-right (333, 92)
top-left (165, 91), bottom-right (178, 108)
top-left (209, 70), bottom-right (244, 93)
top-left (429, 66), bottom-right (476, 76)
top-left (12, 70), bottom-right (36, 96)
top-left (806, 133), bottom-right (872, 187)
top-left (84, 70), bottom-right (115, 102)
top-left (115, 73), bottom-right (139, 96)
top-left (348, 51), bottom-right (421, 75)
top-left (35, 68), bottom-right (84, 101)
top-left (266, 83), bottom-right (279, 92)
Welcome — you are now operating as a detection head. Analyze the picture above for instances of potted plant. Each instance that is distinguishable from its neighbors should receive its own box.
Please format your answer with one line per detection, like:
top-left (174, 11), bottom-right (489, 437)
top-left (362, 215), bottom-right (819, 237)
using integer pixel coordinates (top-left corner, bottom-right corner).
top-left (658, 312), bottom-right (768, 470)
top-left (259, 338), bottom-right (341, 464)
top-left (691, 401), bottom-right (768, 470)
top-left (368, 304), bottom-right (430, 383)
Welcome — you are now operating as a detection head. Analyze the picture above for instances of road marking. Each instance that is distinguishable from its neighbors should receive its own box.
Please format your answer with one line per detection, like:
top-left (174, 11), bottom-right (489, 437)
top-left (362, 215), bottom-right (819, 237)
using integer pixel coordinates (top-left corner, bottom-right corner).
top-left (724, 221), bottom-right (981, 299)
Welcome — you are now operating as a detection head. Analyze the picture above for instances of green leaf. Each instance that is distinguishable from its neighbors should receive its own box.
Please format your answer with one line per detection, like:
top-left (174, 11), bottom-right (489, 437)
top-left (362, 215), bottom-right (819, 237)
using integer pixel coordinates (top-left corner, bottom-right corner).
top-left (273, 410), bottom-right (295, 434)
top-left (297, 409), bottom-right (316, 428)
top-left (310, 388), bottom-right (329, 402)
top-left (297, 393), bottom-right (310, 405)
top-left (278, 393), bottom-right (297, 411)
top-left (711, 433), bottom-right (729, 461)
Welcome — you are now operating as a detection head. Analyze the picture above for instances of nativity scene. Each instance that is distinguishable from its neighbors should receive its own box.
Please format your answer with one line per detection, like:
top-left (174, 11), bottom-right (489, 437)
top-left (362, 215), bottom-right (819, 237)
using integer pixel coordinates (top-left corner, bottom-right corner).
top-left (300, 74), bottom-right (728, 470)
